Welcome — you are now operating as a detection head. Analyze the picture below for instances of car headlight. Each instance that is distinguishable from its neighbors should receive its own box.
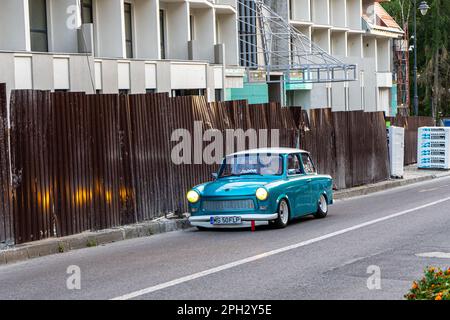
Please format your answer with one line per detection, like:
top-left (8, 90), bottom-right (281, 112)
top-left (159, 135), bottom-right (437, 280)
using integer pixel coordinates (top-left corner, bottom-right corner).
top-left (256, 188), bottom-right (269, 201)
top-left (187, 190), bottom-right (200, 204)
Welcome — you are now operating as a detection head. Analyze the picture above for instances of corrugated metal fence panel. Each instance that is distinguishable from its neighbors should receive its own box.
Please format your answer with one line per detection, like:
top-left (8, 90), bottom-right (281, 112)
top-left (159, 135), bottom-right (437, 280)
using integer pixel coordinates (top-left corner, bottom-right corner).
top-left (125, 93), bottom-right (173, 221)
top-left (86, 94), bottom-right (122, 232)
top-left (387, 116), bottom-right (434, 165)
top-left (52, 92), bottom-right (91, 237)
top-left (168, 96), bottom-right (219, 214)
top-left (300, 109), bottom-right (337, 184)
top-left (10, 90), bottom-right (54, 243)
top-left (298, 109), bottom-right (389, 190)
top-left (371, 112), bottom-right (391, 185)
top-left (226, 100), bottom-right (251, 130)
top-left (347, 111), bottom-right (390, 187)
top-left (0, 84), bottom-right (13, 245)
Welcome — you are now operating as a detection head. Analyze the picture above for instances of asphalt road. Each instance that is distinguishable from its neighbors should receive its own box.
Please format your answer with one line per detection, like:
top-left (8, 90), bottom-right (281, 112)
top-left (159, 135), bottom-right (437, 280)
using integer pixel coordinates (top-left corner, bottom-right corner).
top-left (1, 176), bottom-right (450, 300)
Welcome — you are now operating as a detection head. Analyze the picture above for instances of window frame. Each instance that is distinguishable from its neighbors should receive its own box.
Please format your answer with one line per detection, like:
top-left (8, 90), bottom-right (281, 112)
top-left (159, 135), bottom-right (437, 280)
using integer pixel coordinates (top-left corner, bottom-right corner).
top-left (124, 2), bottom-right (134, 59)
top-left (286, 153), bottom-right (303, 176)
top-left (81, 0), bottom-right (94, 24)
top-left (159, 9), bottom-right (166, 59)
top-left (300, 152), bottom-right (317, 175)
top-left (189, 15), bottom-right (195, 41)
top-left (29, 0), bottom-right (49, 52)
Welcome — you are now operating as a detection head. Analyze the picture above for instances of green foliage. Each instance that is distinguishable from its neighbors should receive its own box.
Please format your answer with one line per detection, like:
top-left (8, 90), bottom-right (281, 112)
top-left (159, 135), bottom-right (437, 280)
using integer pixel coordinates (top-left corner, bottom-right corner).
top-left (383, 0), bottom-right (450, 118)
top-left (405, 267), bottom-right (450, 300)
top-left (86, 239), bottom-right (97, 247)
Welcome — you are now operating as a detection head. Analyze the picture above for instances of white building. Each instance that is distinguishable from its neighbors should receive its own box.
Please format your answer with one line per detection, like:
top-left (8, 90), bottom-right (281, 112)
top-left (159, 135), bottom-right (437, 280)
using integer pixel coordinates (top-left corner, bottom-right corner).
top-left (286, 0), bottom-right (403, 114)
top-left (237, 0), bottom-right (403, 115)
top-left (0, 0), bottom-right (245, 104)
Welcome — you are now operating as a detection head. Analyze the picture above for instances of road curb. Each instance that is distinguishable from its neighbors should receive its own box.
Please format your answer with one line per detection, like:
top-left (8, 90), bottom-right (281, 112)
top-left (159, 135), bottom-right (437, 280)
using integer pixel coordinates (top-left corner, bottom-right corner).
top-left (0, 219), bottom-right (191, 266)
top-left (334, 173), bottom-right (447, 200)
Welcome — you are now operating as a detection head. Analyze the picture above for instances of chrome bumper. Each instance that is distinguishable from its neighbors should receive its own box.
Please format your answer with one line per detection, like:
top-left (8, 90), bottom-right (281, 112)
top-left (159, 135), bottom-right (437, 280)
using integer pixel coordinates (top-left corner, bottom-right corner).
top-left (189, 213), bottom-right (278, 228)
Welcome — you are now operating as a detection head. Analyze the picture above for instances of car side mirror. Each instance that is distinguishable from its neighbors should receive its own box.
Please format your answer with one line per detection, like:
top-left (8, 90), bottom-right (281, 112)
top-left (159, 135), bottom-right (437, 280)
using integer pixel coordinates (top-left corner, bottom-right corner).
top-left (287, 169), bottom-right (297, 176)
top-left (212, 173), bottom-right (218, 180)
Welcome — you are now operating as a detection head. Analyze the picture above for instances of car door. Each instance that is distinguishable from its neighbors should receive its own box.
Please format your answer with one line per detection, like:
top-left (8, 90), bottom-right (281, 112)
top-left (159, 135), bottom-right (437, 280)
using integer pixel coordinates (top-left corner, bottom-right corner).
top-left (286, 153), bottom-right (309, 216)
top-left (300, 152), bottom-right (317, 213)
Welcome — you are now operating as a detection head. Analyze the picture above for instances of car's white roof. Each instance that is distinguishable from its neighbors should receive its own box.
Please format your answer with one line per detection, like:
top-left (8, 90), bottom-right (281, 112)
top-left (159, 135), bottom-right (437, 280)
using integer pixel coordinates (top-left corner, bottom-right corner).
top-left (228, 148), bottom-right (308, 157)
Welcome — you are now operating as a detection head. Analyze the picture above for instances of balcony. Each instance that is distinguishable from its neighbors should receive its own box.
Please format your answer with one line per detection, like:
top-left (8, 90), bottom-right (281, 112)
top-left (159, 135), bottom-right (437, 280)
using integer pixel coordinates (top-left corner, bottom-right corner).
top-left (376, 72), bottom-right (393, 88)
top-left (212, 0), bottom-right (236, 8)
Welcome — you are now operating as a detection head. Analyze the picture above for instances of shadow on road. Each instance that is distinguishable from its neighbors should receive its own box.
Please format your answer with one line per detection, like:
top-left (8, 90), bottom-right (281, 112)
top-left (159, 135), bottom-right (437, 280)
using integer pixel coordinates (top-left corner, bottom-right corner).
top-left (192, 215), bottom-right (318, 233)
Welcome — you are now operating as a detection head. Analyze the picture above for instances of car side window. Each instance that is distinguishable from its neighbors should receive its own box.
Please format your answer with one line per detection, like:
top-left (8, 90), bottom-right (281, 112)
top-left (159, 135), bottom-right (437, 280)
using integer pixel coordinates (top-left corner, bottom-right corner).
top-left (287, 154), bottom-right (302, 175)
top-left (301, 153), bottom-right (316, 174)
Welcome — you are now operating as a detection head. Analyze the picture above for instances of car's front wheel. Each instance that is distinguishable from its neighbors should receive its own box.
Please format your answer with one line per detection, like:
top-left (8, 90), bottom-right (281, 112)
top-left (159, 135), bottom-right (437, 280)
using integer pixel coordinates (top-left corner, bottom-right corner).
top-left (314, 194), bottom-right (328, 219)
top-left (272, 199), bottom-right (290, 229)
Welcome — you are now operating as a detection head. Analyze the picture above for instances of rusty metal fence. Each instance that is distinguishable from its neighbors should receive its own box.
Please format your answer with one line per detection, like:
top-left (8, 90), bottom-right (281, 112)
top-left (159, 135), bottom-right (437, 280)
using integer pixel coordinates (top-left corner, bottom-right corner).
top-left (293, 109), bottom-right (391, 190)
top-left (0, 84), bottom-right (13, 246)
top-left (0, 87), bottom-right (418, 244)
top-left (7, 91), bottom-right (298, 243)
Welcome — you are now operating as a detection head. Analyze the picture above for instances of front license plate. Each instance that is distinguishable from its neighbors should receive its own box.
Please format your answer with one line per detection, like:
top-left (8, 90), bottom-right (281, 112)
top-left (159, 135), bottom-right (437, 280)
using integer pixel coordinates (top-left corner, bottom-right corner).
top-left (210, 216), bottom-right (242, 225)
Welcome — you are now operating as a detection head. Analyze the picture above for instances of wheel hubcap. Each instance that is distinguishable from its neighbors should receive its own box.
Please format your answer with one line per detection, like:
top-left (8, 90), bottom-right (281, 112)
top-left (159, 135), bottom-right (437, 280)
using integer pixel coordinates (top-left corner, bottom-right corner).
top-left (280, 201), bottom-right (289, 224)
top-left (319, 195), bottom-right (328, 212)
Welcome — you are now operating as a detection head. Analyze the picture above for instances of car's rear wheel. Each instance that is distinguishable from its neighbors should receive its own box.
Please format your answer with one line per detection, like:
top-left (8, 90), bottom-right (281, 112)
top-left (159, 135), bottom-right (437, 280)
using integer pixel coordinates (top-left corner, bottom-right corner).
top-left (272, 199), bottom-right (290, 229)
top-left (314, 194), bottom-right (328, 219)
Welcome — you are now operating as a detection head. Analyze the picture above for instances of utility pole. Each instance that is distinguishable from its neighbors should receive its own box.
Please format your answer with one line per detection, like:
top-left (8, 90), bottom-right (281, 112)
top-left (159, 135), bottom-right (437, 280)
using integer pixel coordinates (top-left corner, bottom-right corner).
top-left (413, 0), bottom-right (419, 116)
top-left (412, 0), bottom-right (430, 116)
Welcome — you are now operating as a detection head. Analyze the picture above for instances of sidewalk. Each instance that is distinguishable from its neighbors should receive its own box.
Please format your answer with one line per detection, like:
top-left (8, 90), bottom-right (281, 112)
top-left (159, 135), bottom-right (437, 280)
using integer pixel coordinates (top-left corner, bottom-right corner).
top-left (334, 165), bottom-right (450, 200)
top-left (1, 165), bottom-right (450, 266)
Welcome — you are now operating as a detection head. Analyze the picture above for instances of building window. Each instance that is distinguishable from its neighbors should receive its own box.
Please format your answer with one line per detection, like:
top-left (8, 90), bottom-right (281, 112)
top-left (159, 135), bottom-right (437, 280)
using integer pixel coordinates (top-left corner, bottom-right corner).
top-left (160, 10), bottom-right (166, 59)
top-left (146, 89), bottom-right (156, 94)
top-left (238, 0), bottom-right (257, 68)
top-left (289, 0), bottom-right (293, 20)
top-left (215, 89), bottom-right (223, 102)
top-left (172, 89), bottom-right (205, 97)
top-left (189, 15), bottom-right (195, 41)
top-left (124, 3), bottom-right (133, 58)
top-left (81, 0), bottom-right (93, 24)
top-left (29, 0), bottom-right (48, 52)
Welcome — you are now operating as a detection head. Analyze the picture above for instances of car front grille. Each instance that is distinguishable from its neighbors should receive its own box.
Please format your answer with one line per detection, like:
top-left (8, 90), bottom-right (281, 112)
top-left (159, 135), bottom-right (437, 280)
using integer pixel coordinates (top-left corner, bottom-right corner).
top-left (202, 199), bottom-right (255, 212)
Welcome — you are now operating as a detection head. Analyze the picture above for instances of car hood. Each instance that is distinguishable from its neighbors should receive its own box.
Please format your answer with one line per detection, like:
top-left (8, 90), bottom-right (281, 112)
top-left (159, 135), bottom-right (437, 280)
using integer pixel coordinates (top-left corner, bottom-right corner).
top-left (197, 177), bottom-right (280, 197)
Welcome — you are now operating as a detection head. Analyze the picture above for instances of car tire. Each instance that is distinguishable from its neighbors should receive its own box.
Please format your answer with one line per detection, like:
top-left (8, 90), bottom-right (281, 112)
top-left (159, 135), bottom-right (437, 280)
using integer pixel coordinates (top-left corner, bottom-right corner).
top-left (272, 199), bottom-right (290, 229)
top-left (314, 194), bottom-right (328, 219)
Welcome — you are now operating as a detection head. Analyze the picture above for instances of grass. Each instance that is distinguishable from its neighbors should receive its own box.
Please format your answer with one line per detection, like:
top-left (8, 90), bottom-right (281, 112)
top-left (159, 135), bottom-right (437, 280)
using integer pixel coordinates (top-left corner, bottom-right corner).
top-left (86, 239), bottom-right (97, 248)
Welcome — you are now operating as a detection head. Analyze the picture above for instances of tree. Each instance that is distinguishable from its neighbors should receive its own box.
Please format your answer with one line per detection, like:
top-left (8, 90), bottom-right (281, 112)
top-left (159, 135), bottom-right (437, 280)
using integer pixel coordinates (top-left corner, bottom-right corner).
top-left (383, 0), bottom-right (450, 119)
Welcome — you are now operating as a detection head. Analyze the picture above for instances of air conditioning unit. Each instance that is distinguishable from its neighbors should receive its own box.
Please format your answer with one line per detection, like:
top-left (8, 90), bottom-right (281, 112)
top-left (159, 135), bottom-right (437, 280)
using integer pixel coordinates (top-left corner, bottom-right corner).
top-left (418, 127), bottom-right (450, 170)
top-left (388, 126), bottom-right (405, 178)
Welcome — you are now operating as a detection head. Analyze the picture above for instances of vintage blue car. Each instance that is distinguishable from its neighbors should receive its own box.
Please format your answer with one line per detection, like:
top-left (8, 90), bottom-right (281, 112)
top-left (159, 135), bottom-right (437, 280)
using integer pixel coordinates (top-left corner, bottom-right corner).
top-left (187, 148), bottom-right (333, 229)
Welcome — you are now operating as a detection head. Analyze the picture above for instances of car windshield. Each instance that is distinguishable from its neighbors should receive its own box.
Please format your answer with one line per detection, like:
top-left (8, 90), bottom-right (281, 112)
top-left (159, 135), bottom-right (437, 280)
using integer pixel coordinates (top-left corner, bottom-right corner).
top-left (219, 154), bottom-right (283, 178)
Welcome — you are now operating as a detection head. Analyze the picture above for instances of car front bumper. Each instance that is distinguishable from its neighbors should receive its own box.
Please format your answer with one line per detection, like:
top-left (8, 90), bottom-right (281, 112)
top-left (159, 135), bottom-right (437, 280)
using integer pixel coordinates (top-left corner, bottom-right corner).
top-left (189, 213), bottom-right (278, 228)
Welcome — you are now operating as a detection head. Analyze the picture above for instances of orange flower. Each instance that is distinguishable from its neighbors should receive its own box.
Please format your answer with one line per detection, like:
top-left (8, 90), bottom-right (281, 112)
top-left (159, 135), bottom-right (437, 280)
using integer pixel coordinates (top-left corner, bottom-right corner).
top-left (429, 267), bottom-right (436, 273)
top-left (435, 295), bottom-right (442, 301)
top-left (412, 282), bottom-right (418, 290)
